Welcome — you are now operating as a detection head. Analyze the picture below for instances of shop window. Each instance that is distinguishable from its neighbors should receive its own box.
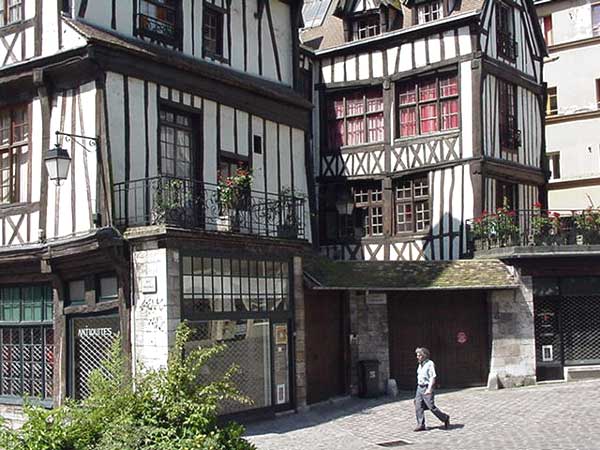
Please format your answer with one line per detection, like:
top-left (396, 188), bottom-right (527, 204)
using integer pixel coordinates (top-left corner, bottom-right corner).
top-left (539, 15), bottom-right (553, 45)
top-left (138, 0), bottom-right (180, 46)
top-left (0, 0), bottom-right (22, 27)
top-left (350, 13), bottom-right (380, 40)
top-left (159, 109), bottom-right (193, 179)
top-left (546, 87), bottom-right (558, 116)
top-left (395, 177), bottom-right (430, 233)
top-left (548, 152), bottom-right (560, 180)
top-left (596, 79), bottom-right (600, 109)
top-left (498, 79), bottom-right (520, 150)
top-left (0, 285), bottom-right (53, 401)
top-left (593, 3), bottom-right (600, 37)
top-left (0, 104), bottom-right (28, 204)
top-left (496, 1), bottom-right (517, 61)
top-left (327, 88), bottom-right (384, 150)
top-left (398, 74), bottom-right (459, 137)
top-left (416, 0), bottom-right (443, 24)
top-left (99, 276), bottom-right (118, 301)
top-left (182, 256), bottom-right (289, 315)
top-left (203, 4), bottom-right (224, 58)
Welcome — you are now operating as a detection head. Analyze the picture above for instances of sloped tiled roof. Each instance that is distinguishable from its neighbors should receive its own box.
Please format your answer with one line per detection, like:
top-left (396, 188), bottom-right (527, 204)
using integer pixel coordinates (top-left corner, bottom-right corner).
top-left (304, 256), bottom-right (519, 290)
top-left (301, 0), bottom-right (486, 51)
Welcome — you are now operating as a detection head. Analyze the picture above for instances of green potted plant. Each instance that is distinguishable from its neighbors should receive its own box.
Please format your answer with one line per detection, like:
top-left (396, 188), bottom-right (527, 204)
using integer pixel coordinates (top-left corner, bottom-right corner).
top-left (152, 178), bottom-right (192, 226)
top-left (216, 167), bottom-right (253, 232)
top-left (574, 207), bottom-right (600, 244)
top-left (531, 202), bottom-right (564, 245)
top-left (471, 207), bottom-right (519, 249)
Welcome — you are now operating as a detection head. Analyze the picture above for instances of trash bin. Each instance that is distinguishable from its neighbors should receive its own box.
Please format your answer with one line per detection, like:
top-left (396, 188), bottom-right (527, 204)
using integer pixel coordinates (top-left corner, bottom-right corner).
top-left (358, 360), bottom-right (380, 398)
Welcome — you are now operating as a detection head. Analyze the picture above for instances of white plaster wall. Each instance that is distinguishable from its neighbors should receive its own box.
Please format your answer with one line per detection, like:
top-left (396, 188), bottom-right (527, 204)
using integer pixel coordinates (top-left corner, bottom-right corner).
top-left (537, 0), bottom-right (596, 45)
top-left (544, 45), bottom-right (600, 115)
top-left (546, 118), bottom-right (600, 179)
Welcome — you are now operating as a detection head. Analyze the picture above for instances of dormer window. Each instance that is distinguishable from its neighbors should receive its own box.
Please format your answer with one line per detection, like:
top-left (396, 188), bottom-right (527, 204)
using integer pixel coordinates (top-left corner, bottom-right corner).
top-left (417, 0), bottom-right (443, 24)
top-left (351, 14), bottom-right (380, 40)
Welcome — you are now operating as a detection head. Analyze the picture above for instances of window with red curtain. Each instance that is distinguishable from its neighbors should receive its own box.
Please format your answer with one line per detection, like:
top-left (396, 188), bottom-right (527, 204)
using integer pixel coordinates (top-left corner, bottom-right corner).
top-left (398, 74), bottom-right (459, 137)
top-left (327, 88), bottom-right (384, 150)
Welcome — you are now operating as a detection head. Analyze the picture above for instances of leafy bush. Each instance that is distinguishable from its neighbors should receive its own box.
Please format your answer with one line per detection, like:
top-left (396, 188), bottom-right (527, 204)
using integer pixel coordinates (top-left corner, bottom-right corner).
top-left (0, 322), bottom-right (256, 450)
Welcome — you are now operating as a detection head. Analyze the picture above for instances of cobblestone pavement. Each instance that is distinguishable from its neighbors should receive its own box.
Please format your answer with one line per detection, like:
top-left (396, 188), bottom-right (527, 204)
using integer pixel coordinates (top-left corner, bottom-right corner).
top-left (246, 380), bottom-right (600, 450)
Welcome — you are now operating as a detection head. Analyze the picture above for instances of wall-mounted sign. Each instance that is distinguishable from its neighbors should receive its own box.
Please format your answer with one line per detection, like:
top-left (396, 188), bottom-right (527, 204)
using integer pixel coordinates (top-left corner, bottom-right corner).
top-left (366, 292), bottom-right (387, 305)
top-left (78, 327), bottom-right (114, 338)
top-left (141, 276), bottom-right (157, 294)
top-left (456, 331), bottom-right (468, 344)
top-left (275, 325), bottom-right (288, 345)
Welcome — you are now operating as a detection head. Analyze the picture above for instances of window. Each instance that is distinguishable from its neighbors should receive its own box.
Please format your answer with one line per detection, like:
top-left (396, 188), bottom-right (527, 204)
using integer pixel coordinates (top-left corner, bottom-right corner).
top-left (398, 74), bottom-right (459, 137)
top-left (496, 2), bottom-right (517, 61)
top-left (67, 280), bottom-right (85, 305)
top-left (159, 109), bottom-right (192, 179)
top-left (546, 87), bottom-right (558, 116)
top-left (548, 152), bottom-right (560, 180)
top-left (539, 15), bottom-right (553, 45)
top-left (596, 79), bottom-right (600, 108)
top-left (0, 285), bottom-right (53, 401)
top-left (498, 79), bottom-right (520, 150)
top-left (496, 180), bottom-right (516, 209)
top-left (0, 105), bottom-right (28, 204)
top-left (351, 14), bottom-right (380, 40)
top-left (417, 0), bottom-right (443, 24)
top-left (354, 183), bottom-right (384, 237)
top-left (138, 0), bottom-right (179, 45)
top-left (0, 0), bottom-right (22, 27)
top-left (593, 3), bottom-right (600, 37)
top-left (203, 5), bottom-right (224, 58)
top-left (99, 276), bottom-right (118, 301)
top-left (395, 177), bottom-right (430, 233)
top-left (327, 88), bottom-right (384, 149)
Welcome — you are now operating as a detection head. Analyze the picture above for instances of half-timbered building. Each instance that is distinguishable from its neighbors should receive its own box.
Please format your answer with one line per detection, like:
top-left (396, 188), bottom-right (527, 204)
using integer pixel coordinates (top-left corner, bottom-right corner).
top-left (299, 0), bottom-right (549, 402)
top-left (0, 0), bottom-right (313, 423)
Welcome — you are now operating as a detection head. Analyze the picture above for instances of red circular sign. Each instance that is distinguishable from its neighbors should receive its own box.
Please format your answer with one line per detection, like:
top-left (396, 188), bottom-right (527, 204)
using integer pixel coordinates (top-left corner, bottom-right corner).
top-left (457, 331), bottom-right (468, 344)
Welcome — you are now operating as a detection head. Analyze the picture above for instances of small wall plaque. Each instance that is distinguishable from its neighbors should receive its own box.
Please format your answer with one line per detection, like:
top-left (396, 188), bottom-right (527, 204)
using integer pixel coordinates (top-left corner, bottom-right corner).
top-left (141, 276), bottom-right (157, 294)
top-left (366, 292), bottom-right (387, 305)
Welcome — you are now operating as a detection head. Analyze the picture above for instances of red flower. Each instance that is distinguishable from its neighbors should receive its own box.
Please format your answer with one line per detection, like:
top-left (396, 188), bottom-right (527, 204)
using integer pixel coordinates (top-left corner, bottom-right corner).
top-left (508, 210), bottom-right (516, 216)
top-left (533, 201), bottom-right (542, 208)
top-left (482, 210), bottom-right (488, 216)
top-left (552, 212), bottom-right (560, 218)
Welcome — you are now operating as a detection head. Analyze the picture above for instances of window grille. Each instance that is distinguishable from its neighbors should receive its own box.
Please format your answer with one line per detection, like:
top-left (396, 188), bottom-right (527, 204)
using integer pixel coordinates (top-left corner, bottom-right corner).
top-left (0, 285), bottom-right (53, 401)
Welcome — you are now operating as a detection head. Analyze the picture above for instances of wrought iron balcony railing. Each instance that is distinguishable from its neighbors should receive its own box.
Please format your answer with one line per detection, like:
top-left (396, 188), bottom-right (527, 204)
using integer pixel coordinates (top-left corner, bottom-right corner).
top-left (113, 176), bottom-right (306, 239)
top-left (467, 208), bottom-right (600, 251)
top-left (497, 31), bottom-right (518, 61)
top-left (137, 13), bottom-right (179, 46)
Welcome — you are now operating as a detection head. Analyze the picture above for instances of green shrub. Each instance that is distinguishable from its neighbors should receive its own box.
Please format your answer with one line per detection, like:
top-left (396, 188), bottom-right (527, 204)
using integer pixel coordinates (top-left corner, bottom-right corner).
top-left (0, 322), bottom-right (256, 450)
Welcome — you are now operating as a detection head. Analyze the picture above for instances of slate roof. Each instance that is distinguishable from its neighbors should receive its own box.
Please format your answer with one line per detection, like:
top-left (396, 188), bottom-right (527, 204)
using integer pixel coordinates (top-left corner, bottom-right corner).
top-left (304, 256), bottom-right (519, 290)
top-left (301, 0), bottom-right (486, 51)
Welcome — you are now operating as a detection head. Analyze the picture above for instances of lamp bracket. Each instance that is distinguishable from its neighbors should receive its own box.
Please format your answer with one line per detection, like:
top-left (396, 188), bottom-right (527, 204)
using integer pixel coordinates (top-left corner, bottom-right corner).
top-left (55, 131), bottom-right (98, 152)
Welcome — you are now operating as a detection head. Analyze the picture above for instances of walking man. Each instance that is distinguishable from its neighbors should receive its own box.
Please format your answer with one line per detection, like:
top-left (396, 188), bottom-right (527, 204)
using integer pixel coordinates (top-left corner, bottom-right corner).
top-left (414, 347), bottom-right (450, 431)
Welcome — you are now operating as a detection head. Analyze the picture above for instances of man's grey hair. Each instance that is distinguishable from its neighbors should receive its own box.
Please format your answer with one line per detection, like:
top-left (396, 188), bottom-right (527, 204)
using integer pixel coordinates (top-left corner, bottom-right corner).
top-left (415, 347), bottom-right (430, 359)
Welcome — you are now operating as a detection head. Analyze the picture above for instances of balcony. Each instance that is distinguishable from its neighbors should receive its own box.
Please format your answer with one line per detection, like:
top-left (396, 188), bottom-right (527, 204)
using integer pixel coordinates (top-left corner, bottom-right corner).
top-left (136, 13), bottom-right (179, 46)
top-left (113, 176), bottom-right (306, 240)
top-left (467, 208), bottom-right (600, 256)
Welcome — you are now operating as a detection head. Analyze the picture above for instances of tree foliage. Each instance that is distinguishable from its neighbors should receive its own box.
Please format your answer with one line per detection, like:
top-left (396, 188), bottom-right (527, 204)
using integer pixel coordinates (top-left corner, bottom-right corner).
top-left (0, 322), bottom-right (256, 450)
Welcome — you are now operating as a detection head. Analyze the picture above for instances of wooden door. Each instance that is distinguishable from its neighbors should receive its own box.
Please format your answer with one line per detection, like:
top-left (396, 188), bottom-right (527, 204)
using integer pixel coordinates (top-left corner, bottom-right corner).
top-left (304, 290), bottom-right (347, 404)
top-left (388, 290), bottom-right (489, 389)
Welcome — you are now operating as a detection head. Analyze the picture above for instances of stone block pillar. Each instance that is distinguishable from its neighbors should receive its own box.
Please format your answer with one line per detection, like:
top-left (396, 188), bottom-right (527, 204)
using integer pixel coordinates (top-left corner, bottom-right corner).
top-left (349, 291), bottom-right (390, 395)
top-left (488, 276), bottom-right (536, 389)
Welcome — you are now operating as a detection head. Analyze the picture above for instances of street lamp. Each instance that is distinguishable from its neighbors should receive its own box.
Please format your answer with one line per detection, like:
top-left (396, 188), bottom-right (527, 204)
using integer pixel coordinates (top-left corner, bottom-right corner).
top-left (44, 131), bottom-right (98, 185)
top-left (335, 190), bottom-right (355, 216)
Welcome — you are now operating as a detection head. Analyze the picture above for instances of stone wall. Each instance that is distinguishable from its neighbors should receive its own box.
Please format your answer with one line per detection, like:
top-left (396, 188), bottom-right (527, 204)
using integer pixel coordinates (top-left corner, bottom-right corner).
top-left (293, 256), bottom-right (308, 410)
top-left (349, 291), bottom-right (390, 395)
top-left (488, 277), bottom-right (536, 389)
top-left (0, 404), bottom-right (25, 429)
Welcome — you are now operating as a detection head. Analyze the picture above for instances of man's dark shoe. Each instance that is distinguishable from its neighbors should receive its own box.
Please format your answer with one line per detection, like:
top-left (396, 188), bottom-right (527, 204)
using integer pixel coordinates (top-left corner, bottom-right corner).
top-left (413, 426), bottom-right (426, 432)
top-left (444, 417), bottom-right (450, 430)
